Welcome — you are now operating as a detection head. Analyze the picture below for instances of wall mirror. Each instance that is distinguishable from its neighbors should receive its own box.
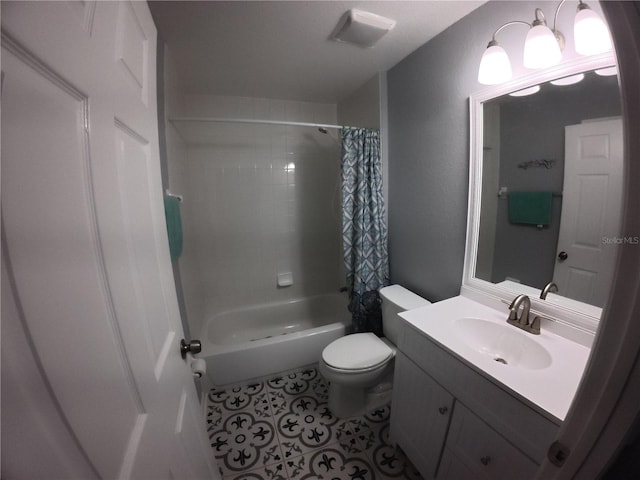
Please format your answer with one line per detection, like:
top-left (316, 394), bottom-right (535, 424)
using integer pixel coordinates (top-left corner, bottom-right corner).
top-left (464, 52), bottom-right (622, 334)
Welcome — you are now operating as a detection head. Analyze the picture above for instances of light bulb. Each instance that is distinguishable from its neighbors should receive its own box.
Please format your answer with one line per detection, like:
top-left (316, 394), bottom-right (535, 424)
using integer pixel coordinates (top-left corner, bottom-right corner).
top-left (574, 5), bottom-right (612, 55)
top-left (523, 24), bottom-right (562, 69)
top-left (478, 42), bottom-right (512, 85)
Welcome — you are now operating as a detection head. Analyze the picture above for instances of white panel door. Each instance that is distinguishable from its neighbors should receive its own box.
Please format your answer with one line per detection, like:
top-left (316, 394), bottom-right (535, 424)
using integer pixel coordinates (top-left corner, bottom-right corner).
top-left (555, 118), bottom-right (623, 307)
top-left (1, 1), bottom-right (217, 478)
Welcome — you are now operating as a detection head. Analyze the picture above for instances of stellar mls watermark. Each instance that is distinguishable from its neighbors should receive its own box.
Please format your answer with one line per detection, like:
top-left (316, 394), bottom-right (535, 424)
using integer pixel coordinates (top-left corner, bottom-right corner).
top-left (602, 236), bottom-right (640, 245)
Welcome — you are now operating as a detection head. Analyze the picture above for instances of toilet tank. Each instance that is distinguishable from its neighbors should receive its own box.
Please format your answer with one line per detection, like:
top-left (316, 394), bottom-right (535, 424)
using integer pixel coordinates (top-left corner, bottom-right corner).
top-left (379, 285), bottom-right (430, 345)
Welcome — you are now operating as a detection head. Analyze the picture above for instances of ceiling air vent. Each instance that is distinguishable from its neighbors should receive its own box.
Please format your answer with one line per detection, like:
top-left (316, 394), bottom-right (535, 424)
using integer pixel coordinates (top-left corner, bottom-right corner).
top-left (331, 9), bottom-right (396, 48)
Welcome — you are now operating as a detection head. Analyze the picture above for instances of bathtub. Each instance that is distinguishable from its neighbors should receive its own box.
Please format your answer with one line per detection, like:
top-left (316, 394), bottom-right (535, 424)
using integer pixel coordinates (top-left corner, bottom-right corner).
top-left (201, 293), bottom-right (351, 386)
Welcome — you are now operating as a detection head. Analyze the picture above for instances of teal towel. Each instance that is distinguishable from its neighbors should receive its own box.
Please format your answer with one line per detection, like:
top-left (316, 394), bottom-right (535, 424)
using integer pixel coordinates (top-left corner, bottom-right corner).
top-left (164, 195), bottom-right (183, 262)
top-left (508, 191), bottom-right (553, 226)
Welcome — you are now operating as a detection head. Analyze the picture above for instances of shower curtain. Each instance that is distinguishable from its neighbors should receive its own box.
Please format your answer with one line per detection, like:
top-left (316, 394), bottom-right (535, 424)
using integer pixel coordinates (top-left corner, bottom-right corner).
top-left (341, 127), bottom-right (390, 336)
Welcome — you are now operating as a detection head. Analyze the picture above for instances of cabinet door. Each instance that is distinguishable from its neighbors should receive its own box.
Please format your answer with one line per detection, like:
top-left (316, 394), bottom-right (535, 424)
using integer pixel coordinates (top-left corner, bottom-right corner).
top-left (391, 352), bottom-right (454, 479)
top-left (441, 402), bottom-right (538, 480)
top-left (437, 449), bottom-right (478, 480)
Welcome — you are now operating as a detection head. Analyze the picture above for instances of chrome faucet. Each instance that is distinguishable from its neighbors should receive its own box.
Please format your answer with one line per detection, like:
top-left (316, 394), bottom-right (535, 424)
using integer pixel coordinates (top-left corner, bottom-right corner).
top-left (507, 294), bottom-right (541, 334)
top-left (540, 281), bottom-right (558, 300)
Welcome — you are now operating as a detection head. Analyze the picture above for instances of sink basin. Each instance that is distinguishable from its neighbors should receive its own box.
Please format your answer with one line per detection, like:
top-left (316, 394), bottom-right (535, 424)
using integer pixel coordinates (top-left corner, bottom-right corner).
top-left (452, 317), bottom-right (552, 370)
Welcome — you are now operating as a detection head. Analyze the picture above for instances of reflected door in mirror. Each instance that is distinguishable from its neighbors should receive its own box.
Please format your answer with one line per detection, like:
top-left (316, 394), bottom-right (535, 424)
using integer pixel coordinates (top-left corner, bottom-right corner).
top-left (555, 118), bottom-right (623, 306)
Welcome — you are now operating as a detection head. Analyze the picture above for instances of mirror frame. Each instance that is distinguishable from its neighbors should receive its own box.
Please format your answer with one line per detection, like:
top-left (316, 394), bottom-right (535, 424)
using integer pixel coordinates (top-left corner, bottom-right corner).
top-left (463, 51), bottom-right (618, 336)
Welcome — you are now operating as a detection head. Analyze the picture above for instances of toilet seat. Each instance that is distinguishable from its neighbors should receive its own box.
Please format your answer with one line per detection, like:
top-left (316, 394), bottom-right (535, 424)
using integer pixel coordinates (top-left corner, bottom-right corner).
top-left (322, 333), bottom-right (394, 371)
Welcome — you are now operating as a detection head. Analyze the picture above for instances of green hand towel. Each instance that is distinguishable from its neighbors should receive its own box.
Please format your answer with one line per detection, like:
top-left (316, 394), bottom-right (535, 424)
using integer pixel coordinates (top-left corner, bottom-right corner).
top-left (508, 191), bottom-right (553, 226)
top-left (164, 195), bottom-right (183, 262)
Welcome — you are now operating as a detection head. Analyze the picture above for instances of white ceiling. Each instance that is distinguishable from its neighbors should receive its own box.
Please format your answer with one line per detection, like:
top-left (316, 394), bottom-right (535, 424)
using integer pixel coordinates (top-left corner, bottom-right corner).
top-left (149, 1), bottom-right (486, 103)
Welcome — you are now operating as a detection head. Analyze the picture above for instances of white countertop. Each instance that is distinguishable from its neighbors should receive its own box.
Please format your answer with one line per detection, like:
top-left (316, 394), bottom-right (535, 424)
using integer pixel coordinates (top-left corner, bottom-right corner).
top-left (399, 295), bottom-right (591, 422)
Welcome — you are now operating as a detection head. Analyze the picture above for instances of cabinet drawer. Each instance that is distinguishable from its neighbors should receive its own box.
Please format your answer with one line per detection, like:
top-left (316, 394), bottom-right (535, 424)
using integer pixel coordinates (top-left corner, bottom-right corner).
top-left (442, 402), bottom-right (538, 480)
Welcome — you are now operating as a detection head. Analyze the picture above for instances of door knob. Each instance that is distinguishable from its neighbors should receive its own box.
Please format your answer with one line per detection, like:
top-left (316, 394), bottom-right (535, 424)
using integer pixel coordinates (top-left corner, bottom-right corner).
top-left (180, 338), bottom-right (202, 359)
top-left (558, 251), bottom-right (568, 261)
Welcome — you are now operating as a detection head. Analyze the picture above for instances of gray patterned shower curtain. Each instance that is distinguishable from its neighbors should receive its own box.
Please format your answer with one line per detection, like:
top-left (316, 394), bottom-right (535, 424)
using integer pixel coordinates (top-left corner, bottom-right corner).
top-left (341, 127), bottom-right (390, 336)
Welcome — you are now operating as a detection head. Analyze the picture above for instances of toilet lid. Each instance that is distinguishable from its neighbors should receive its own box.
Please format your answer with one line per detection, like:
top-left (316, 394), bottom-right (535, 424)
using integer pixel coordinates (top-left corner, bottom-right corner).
top-left (322, 333), bottom-right (393, 370)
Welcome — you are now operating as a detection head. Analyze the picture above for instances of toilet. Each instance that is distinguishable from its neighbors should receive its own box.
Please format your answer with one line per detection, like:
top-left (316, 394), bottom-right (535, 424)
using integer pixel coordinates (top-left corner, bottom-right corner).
top-left (319, 285), bottom-right (430, 418)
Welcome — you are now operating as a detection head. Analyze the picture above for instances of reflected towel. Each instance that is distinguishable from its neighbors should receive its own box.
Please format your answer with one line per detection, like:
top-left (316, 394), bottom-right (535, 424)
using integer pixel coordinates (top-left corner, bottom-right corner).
top-left (164, 195), bottom-right (183, 261)
top-left (508, 191), bottom-right (553, 226)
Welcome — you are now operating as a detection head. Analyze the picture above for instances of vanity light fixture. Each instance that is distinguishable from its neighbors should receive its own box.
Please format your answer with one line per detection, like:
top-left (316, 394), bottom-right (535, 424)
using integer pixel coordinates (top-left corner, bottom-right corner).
top-left (477, 0), bottom-right (612, 85)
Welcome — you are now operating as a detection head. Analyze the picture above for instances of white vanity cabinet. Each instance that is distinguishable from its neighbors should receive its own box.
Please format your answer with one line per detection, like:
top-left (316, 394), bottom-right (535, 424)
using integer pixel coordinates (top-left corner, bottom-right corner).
top-left (390, 320), bottom-right (559, 480)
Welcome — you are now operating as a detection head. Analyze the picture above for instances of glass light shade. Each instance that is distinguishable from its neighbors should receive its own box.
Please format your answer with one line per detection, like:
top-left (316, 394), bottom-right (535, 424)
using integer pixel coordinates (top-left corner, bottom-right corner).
top-left (595, 66), bottom-right (617, 76)
top-left (551, 73), bottom-right (585, 86)
top-left (523, 24), bottom-right (562, 69)
top-left (574, 7), bottom-right (612, 55)
top-left (478, 44), bottom-right (512, 85)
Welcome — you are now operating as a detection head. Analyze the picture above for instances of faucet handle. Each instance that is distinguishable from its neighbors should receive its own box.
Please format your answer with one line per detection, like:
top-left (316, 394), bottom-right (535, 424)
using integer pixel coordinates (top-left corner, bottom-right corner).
top-left (529, 316), bottom-right (541, 334)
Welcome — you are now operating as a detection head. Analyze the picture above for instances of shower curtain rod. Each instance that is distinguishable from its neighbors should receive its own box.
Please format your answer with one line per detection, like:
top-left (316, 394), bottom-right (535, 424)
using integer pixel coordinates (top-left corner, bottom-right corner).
top-left (169, 116), bottom-right (346, 130)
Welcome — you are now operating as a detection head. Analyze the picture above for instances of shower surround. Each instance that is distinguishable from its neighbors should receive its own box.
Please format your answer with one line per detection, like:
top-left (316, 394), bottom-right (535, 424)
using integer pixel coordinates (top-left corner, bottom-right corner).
top-left (166, 94), bottom-right (346, 382)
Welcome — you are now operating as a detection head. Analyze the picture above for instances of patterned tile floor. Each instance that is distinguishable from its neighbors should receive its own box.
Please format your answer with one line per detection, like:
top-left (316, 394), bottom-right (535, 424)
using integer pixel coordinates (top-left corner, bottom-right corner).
top-left (206, 366), bottom-right (424, 480)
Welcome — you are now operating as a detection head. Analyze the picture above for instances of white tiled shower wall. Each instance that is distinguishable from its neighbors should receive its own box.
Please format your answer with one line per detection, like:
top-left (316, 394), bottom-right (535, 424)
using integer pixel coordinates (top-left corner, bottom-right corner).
top-left (172, 94), bottom-right (344, 335)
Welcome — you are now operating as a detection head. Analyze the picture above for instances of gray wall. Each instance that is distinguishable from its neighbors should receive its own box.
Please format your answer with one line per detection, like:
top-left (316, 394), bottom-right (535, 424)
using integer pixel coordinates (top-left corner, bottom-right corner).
top-left (337, 74), bottom-right (381, 129)
top-left (386, 0), bottom-right (607, 302)
top-left (337, 73), bottom-right (389, 224)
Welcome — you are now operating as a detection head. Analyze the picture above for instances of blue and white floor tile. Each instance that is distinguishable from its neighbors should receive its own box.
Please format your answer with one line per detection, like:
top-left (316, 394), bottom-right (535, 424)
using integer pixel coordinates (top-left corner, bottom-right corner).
top-left (206, 366), bottom-right (423, 480)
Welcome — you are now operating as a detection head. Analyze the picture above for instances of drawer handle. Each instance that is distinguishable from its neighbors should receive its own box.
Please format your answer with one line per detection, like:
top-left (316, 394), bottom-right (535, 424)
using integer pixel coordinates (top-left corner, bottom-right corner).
top-left (480, 456), bottom-right (491, 466)
top-left (438, 406), bottom-right (448, 415)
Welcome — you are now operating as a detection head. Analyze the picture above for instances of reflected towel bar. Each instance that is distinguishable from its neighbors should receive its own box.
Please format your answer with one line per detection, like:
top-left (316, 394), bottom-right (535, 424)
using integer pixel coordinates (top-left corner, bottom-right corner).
top-left (165, 189), bottom-right (183, 202)
top-left (498, 190), bottom-right (563, 198)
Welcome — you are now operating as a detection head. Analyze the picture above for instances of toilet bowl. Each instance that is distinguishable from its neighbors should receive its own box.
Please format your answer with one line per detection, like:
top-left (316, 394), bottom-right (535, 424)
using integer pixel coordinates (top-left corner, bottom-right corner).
top-left (319, 285), bottom-right (430, 418)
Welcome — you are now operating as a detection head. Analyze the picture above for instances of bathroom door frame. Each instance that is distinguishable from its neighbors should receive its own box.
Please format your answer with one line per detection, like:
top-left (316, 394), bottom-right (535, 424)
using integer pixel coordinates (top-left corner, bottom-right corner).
top-left (535, 2), bottom-right (640, 478)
